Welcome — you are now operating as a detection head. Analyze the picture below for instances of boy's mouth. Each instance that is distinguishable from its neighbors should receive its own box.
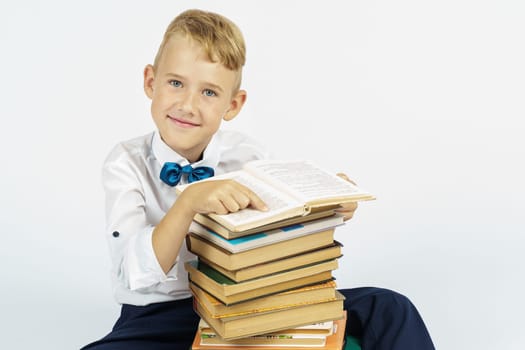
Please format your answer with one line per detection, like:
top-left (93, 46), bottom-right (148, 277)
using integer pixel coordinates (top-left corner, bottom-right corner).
top-left (167, 115), bottom-right (199, 128)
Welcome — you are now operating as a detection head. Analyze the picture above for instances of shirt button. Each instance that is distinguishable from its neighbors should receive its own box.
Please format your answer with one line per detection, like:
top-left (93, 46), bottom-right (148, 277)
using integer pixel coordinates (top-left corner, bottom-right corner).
top-left (112, 231), bottom-right (120, 238)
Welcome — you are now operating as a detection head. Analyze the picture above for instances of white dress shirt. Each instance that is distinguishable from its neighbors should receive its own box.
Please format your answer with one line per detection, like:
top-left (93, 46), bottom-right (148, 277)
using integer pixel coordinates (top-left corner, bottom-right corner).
top-left (102, 129), bottom-right (269, 306)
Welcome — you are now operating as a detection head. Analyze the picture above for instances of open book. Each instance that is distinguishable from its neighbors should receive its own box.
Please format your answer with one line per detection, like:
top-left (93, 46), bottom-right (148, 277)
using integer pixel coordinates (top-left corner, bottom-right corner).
top-left (176, 160), bottom-right (374, 233)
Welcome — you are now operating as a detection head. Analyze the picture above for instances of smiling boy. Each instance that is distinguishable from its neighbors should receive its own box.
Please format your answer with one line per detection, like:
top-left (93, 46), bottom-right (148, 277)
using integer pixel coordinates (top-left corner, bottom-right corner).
top-left (82, 9), bottom-right (435, 350)
top-left (145, 31), bottom-right (245, 163)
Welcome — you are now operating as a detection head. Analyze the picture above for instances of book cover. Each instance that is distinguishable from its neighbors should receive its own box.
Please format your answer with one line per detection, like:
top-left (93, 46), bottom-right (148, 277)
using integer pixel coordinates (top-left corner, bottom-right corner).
top-left (191, 311), bottom-right (347, 349)
top-left (198, 318), bottom-right (333, 347)
top-left (189, 280), bottom-right (338, 318)
top-left (199, 332), bottom-right (327, 347)
top-left (194, 291), bottom-right (345, 340)
top-left (186, 228), bottom-right (336, 271)
top-left (185, 260), bottom-right (337, 304)
top-left (200, 242), bottom-right (343, 282)
top-left (200, 318), bottom-right (335, 336)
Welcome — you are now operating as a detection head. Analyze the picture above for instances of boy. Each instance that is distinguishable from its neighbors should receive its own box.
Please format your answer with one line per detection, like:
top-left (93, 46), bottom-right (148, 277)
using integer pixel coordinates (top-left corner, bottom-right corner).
top-left (82, 9), bottom-right (435, 350)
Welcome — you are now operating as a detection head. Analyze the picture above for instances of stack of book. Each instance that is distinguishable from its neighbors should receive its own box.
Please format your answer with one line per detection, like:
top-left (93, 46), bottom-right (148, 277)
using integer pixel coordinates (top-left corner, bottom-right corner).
top-left (185, 213), bottom-right (346, 340)
top-left (177, 160), bottom-right (374, 348)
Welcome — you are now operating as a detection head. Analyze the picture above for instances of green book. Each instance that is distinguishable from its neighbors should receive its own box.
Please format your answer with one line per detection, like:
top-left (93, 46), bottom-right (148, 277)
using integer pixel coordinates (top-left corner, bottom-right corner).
top-left (195, 260), bottom-right (235, 285)
top-left (185, 259), bottom-right (335, 304)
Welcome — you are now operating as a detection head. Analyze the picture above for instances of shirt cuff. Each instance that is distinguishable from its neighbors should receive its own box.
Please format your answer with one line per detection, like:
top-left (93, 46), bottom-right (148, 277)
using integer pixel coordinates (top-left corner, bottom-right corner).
top-left (124, 226), bottom-right (178, 291)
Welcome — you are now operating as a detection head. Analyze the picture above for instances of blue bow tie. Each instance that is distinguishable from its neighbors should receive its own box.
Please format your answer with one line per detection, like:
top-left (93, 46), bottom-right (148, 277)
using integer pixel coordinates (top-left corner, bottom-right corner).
top-left (159, 162), bottom-right (215, 186)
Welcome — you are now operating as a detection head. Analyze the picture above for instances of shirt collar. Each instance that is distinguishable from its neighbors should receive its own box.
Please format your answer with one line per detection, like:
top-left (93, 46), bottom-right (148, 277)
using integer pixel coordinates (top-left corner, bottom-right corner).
top-left (151, 131), bottom-right (221, 169)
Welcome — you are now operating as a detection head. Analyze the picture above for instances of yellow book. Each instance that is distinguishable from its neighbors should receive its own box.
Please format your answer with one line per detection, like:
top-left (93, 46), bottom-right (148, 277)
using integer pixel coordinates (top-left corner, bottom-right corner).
top-left (189, 280), bottom-right (338, 318)
top-left (201, 242), bottom-right (343, 282)
top-left (191, 312), bottom-right (347, 349)
top-left (194, 291), bottom-right (345, 340)
top-left (186, 228), bottom-right (336, 271)
top-left (198, 318), bottom-right (334, 347)
top-left (199, 318), bottom-right (335, 337)
top-left (185, 260), bottom-right (336, 305)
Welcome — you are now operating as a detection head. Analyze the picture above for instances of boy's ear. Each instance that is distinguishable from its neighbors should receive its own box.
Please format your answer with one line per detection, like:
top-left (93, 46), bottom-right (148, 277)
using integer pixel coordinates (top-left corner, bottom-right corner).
top-left (223, 90), bottom-right (247, 121)
top-left (143, 64), bottom-right (155, 99)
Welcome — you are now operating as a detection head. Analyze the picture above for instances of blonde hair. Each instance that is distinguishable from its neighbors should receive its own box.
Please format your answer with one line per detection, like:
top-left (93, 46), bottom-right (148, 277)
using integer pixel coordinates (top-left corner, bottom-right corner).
top-left (154, 9), bottom-right (246, 73)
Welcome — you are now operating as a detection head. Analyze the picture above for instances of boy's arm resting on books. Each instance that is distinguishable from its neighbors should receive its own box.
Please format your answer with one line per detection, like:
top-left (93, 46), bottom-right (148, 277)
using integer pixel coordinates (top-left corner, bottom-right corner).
top-left (153, 180), bottom-right (268, 273)
top-left (334, 173), bottom-right (358, 221)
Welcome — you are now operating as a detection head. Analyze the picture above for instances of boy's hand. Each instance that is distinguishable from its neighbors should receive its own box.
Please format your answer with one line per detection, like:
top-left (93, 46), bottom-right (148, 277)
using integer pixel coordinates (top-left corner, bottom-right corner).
top-left (336, 173), bottom-right (358, 221)
top-left (180, 179), bottom-right (268, 215)
top-left (154, 179), bottom-right (266, 274)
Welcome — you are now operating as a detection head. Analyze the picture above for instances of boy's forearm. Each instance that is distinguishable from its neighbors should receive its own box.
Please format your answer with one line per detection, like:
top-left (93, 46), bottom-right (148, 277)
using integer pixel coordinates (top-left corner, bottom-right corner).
top-left (152, 198), bottom-right (196, 274)
top-left (151, 181), bottom-right (268, 273)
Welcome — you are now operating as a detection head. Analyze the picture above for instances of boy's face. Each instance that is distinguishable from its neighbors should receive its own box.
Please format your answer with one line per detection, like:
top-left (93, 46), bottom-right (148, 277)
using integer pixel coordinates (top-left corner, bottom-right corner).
top-left (144, 35), bottom-right (246, 163)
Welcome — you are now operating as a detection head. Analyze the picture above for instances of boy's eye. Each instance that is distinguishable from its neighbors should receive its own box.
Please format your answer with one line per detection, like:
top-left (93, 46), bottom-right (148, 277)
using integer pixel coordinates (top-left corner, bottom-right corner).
top-left (203, 89), bottom-right (216, 97)
top-left (169, 80), bottom-right (182, 88)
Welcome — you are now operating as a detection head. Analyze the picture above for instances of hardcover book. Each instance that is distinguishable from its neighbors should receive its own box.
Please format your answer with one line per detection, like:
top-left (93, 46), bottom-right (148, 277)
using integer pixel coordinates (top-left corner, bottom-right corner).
top-left (198, 318), bottom-right (334, 347)
top-left (191, 312), bottom-right (347, 349)
top-left (200, 242), bottom-right (343, 282)
top-left (186, 228), bottom-right (336, 271)
top-left (185, 260), bottom-right (337, 305)
top-left (189, 280), bottom-right (338, 318)
top-left (194, 291), bottom-right (345, 340)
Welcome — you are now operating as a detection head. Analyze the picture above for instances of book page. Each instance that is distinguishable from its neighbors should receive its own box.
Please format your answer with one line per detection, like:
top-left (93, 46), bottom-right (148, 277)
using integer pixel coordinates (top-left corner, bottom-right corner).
top-left (244, 160), bottom-right (370, 203)
top-left (178, 170), bottom-right (303, 227)
top-left (215, 171), bottom-right (302, 226)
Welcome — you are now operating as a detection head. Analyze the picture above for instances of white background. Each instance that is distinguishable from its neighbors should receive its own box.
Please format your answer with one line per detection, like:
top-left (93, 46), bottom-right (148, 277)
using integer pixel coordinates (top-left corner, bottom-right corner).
top-left (1, 1), bottom-right (524, 349)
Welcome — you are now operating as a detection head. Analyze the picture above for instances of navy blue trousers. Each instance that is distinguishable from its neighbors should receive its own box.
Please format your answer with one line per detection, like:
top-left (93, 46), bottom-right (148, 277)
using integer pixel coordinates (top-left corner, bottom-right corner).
top-left (81, 287), bottom-right (434, 350)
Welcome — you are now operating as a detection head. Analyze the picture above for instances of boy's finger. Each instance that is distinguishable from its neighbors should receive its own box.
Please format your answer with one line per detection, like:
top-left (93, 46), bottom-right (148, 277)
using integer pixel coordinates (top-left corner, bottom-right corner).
top-left (250, 194), bottom-right (268, 211)
top-left (238, 186), bottom-right (268, 211)
top-left (207, 200), bottom-right (229, 215)
top-left (220, 196), bottom-right (241, 213)
top-left (231, 191), bottom-right (251, 209)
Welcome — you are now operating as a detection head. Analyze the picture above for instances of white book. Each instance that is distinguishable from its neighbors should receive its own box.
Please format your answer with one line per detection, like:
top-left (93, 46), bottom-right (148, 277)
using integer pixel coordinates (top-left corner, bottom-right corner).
top-left (177, 159), bottom-right (374, 233)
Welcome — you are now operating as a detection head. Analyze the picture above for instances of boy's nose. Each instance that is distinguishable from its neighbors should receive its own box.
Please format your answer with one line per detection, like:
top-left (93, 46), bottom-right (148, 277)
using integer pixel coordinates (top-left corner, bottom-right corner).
top-left (177, 90), bottom-right (198, 114)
